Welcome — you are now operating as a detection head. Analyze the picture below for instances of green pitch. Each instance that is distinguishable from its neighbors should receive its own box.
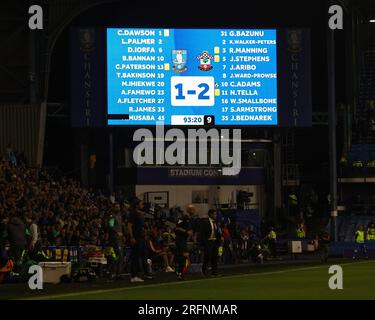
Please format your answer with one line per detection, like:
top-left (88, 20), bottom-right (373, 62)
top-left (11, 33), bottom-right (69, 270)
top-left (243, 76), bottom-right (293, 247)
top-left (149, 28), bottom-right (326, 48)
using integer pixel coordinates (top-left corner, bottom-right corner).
top-left (25, 260), bottom-right (375, 300)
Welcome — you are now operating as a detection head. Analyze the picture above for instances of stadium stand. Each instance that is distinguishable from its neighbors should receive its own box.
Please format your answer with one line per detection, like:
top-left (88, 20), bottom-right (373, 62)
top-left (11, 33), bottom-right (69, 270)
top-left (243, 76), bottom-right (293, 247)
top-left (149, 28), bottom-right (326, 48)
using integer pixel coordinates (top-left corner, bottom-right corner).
top-left (342, 44), bottom-right (375, 174)
top-left (327, 215), bottom-right (373, 242)
top-left (329, 38), bottom-right (375, 257)
top-left (1, 151), bottom-right (294, 283)
top-left (354, 46), bottom-right (375, 144)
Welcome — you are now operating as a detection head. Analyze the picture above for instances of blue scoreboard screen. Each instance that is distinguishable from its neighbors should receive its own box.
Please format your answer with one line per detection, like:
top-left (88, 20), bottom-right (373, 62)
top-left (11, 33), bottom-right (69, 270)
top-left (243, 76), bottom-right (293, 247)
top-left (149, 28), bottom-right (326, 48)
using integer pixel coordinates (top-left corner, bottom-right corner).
top-left (106, 28), bottom-right (277, 126)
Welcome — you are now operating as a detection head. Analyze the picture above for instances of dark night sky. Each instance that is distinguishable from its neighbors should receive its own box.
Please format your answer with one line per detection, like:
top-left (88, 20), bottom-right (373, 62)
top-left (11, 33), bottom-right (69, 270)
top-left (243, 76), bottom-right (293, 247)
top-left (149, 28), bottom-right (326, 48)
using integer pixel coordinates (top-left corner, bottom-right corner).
top-left (49, 0), bottom-right (337, 106)
top-left (45, 0), bottom-right (347, 177)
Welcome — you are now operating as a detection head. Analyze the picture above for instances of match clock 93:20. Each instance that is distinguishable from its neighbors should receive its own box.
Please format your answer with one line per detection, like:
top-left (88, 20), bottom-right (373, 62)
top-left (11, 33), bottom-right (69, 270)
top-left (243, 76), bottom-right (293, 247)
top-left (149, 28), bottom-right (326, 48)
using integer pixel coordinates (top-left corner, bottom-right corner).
top-left (170, 115), bottom-right (215, 125)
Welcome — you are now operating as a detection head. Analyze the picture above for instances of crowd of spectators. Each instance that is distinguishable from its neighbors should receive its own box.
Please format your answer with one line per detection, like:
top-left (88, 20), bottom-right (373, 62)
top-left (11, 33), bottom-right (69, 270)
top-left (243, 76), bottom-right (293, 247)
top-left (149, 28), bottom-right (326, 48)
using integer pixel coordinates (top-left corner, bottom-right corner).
top-left (0, 148), bottom-right (304, 282)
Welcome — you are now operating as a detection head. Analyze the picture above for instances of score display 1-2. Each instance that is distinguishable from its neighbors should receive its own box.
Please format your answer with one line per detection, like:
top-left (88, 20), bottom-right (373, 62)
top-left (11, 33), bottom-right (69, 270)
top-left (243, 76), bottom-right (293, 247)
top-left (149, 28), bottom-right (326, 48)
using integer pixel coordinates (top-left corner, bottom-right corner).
top-left (171, 76), bottom-right (215, 106)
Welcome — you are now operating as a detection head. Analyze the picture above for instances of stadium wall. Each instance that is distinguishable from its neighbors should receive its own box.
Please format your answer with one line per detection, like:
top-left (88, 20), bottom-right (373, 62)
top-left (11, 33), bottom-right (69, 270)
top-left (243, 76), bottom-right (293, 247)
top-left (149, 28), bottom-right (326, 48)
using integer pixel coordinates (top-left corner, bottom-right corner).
top-left (135, 184), bottom-right (260, 217)
top-left (0, 103), bottom-right (46, 167)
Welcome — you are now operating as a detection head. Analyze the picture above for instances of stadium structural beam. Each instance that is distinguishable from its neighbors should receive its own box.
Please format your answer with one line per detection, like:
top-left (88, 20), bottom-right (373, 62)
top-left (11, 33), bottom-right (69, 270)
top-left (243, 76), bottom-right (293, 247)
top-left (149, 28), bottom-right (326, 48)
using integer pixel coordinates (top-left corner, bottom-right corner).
top-left (29, 20), bottom-right (37, 104)
top-left (108, 131), bottom-right (114, 194)
top-left (273, 132), bottom-right (282, 224)
top-left (327, 0), bottom-right (338, 242)
top-left (42, 0), bottom-right (121, 101)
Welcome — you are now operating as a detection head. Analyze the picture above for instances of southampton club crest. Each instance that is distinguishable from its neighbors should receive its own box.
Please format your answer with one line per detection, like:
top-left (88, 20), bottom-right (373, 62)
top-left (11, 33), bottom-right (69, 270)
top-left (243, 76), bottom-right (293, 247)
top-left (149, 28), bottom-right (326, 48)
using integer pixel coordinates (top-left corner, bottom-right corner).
top-left (197, 51), bottom-right (213, 71)
top-left (172, 50), bottom-right (187, 73)
top-left (79, 29), bottom-right (95, 53)
top-left (287, 29), bottom-right (302, 53)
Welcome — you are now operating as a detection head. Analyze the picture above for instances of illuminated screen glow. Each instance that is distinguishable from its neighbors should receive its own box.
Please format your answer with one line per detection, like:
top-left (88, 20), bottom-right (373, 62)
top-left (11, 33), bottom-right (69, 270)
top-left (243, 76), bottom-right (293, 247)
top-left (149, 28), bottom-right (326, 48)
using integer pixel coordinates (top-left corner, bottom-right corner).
top-left (107, 28), bottom-right (277, 126)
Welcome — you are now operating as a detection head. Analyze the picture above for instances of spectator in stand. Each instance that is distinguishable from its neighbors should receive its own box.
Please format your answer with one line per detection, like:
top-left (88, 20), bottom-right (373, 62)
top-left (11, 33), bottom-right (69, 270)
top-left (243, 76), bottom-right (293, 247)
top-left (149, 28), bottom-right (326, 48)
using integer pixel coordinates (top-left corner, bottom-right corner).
top-left (109, 192), bottom-right (116, 204)
top-left (6, 211), bottom-right (27, 267)
top-left (64, 227), bottom-right (73, 246)
top-left (0, 213), bottom-right (8, 258)
top-left (25, 213), bottom-right (40, 259)
top-left (5, 144), bottom-right (17, 167)
top-left (70, 229), bottom-right (81, 246)
top-left (122, 201), bottom-right (130, 220)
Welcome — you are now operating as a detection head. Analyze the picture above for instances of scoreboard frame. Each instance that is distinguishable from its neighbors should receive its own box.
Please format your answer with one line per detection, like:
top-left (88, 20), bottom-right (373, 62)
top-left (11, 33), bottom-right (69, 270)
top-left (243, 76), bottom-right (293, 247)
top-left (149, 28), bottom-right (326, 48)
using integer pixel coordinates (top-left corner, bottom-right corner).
top-left (104, 27), bottom-right (279, 128)
top-left (69, 26), bottom-right (311, 128)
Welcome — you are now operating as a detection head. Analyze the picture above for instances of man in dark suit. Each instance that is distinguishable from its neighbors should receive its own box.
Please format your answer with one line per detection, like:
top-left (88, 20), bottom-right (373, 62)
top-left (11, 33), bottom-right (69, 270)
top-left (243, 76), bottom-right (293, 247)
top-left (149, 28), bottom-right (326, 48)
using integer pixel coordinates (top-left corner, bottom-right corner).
top-left (200, 208), bottom-right (222, 276)
top-left (174, 204), bottom-right (195, 280)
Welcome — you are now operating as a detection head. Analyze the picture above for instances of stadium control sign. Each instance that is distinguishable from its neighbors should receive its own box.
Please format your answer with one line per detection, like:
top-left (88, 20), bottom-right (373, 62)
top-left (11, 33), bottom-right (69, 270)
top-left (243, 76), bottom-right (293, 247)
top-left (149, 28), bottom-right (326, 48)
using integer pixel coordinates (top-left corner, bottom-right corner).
top-left (168, 168), bottom-right (233, 178)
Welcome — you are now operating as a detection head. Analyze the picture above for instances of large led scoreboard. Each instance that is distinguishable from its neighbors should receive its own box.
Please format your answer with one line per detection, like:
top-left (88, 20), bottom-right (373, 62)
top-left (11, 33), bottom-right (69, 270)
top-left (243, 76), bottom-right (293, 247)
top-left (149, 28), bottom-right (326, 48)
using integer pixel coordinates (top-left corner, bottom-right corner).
top-left (70, 27), bottom-right (311, 128)
top-left (106, 28), bottom-right (277, 126)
